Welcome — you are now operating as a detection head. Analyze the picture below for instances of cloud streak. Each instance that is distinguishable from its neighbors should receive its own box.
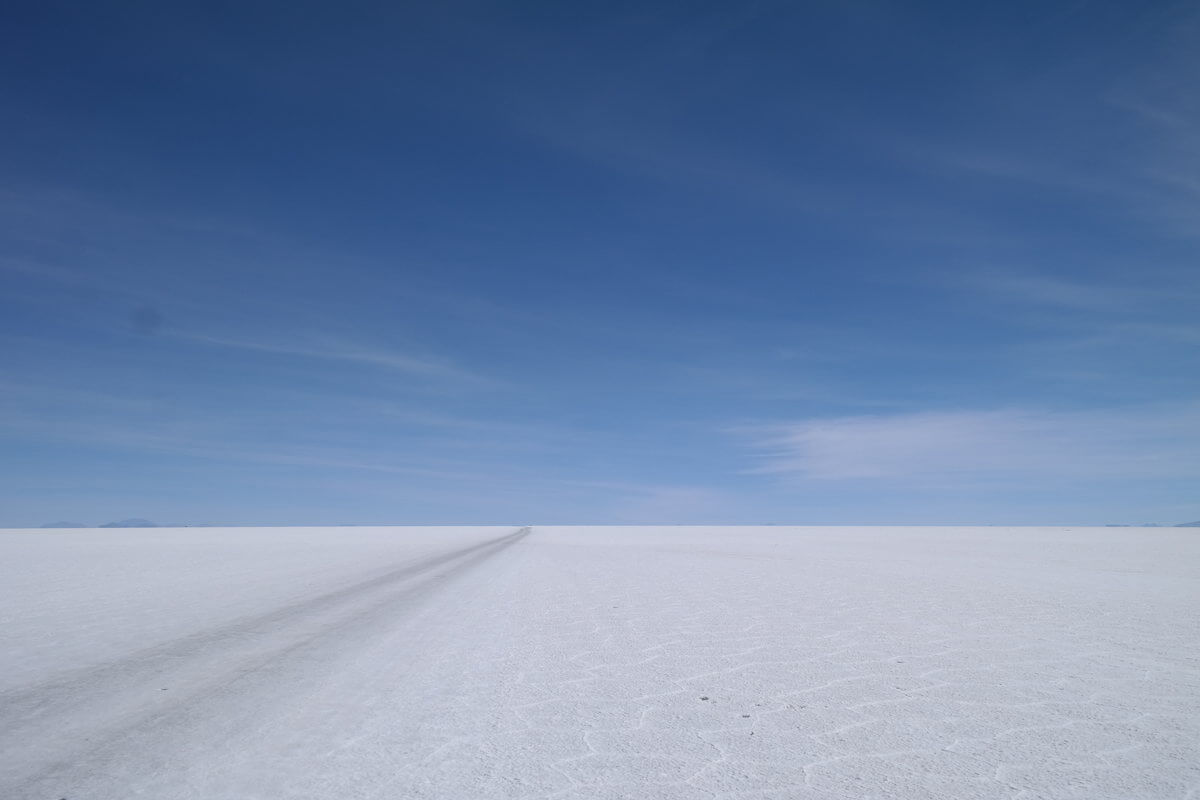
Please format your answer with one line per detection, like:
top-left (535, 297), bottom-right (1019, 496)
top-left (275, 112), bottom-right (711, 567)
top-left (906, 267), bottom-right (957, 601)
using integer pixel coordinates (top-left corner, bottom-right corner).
top-left (180, 332), bottom-right (487, 383)
top-left (745, 406), bottom-right (1200, 484)
top-left (970, 272), bottom-right (1156, 313)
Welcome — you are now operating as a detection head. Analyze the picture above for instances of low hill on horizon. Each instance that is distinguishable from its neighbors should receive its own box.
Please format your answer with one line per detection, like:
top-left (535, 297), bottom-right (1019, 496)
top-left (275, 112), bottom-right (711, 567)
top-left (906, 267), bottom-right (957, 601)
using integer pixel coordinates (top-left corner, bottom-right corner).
top-left (98, 518), bottom-right (159, 528)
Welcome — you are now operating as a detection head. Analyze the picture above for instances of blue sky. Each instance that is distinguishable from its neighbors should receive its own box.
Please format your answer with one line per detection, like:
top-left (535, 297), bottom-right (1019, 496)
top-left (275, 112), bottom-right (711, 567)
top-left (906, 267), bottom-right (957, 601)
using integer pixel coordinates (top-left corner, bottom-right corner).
top-left (2, 0), bottom-right (1198, 526)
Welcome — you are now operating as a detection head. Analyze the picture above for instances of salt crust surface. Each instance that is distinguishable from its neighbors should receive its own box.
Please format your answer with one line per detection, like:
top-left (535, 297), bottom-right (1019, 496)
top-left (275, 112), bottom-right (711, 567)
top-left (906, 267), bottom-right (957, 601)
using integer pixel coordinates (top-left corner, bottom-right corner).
top-left (1, 525), bottom-right (1198, 798)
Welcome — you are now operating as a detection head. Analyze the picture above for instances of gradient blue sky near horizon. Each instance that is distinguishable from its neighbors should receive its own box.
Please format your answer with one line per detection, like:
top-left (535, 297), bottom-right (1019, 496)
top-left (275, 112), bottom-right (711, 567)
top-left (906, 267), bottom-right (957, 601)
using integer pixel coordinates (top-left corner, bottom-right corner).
top-left (2, 0), bottom-right (1198, 526)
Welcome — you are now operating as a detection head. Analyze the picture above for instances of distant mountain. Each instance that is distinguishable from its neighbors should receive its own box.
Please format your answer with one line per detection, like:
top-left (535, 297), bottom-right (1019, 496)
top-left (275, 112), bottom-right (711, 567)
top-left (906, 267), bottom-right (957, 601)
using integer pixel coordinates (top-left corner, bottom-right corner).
top-left (99, 518), bottom-right (158, 528)
top-left (1176, 521), bottom-right (1200, 528)
top-left (40, 521), bottom-right (88, 528)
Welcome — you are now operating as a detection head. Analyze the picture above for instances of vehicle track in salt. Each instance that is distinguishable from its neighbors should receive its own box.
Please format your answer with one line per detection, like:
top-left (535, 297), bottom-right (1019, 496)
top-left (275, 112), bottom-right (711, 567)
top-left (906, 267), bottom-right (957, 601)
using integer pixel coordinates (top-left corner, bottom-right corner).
top-left (0, 526), bottom-right (530, 795)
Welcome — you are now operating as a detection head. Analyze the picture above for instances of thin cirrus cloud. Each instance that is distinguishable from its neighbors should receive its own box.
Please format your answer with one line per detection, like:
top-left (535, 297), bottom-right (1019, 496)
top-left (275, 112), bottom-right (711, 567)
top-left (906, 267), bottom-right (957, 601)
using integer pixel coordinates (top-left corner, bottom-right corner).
top-left (971, 272), bottom-right (1154, 313)
top-left (950, 267), bottom-right (1200, 315)
top-left (745, 406), bottom-right (1200, 484)
top-left (179, 332), bottom-right (486, 384)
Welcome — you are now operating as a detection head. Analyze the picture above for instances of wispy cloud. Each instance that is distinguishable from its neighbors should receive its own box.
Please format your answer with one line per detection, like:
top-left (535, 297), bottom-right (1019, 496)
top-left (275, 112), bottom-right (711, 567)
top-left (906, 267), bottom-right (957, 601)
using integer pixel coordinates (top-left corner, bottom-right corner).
top-left (944, 267), bottom-right (1200, 331)
top-left (178, 332), bottom-right (488, 383)
top-left (1106, 8), bottom-right (1200, 239)
top-left (0, 256), bottom-right (83, 284)
top-left (743, 406), bottom-right (1200, 484)
top-left (0, 402), bottom-right (512, 483)
top-left (883, 7), bottom-right (1200, 242)
top-left (968, 271), bottom-right (1155, 313)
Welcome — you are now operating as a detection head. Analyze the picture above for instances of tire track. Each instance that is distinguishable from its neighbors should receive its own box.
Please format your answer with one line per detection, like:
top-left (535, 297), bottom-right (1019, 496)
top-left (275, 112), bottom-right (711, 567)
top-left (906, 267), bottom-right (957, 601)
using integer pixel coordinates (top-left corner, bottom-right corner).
top-left (0, 526), bottom-right (531, 793)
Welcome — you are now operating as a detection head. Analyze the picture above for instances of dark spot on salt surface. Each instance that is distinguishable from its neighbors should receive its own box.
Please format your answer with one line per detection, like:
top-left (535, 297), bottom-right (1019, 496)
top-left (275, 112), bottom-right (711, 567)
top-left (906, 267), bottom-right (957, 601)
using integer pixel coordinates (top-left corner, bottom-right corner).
top-left (700, 696), bottom-right (709, 701)
top-left (742, 714), bottom-right (750, 718)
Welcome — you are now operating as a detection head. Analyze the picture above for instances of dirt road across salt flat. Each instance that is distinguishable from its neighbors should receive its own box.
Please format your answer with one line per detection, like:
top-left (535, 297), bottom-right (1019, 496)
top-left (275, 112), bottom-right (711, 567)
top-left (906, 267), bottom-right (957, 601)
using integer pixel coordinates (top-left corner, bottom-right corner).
top-left (1, 525), bottom-right (1197, 798)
